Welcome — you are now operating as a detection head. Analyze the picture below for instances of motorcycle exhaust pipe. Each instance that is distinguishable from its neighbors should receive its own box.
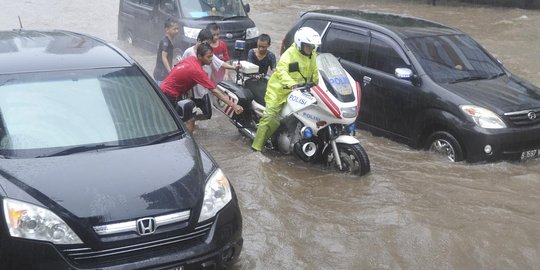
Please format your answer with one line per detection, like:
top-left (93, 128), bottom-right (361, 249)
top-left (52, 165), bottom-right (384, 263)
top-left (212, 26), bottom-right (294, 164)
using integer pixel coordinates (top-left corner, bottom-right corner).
top-left (239, 128), bottom-right (256, 140)
top-left (302, 142), bottom-right (317, 157)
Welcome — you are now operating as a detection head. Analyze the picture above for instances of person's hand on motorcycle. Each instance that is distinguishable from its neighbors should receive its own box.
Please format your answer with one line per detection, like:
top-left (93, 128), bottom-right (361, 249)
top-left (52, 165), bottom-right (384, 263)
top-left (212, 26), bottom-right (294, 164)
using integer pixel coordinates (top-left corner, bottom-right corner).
top-left (233, 104), bottom-right (243, 114)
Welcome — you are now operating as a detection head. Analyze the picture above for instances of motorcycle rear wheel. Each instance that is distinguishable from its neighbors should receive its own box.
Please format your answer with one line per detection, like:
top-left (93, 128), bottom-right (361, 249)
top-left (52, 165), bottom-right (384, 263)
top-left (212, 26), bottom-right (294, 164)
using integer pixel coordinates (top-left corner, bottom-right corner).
top-left (324, 143), bottom-right (370, 176)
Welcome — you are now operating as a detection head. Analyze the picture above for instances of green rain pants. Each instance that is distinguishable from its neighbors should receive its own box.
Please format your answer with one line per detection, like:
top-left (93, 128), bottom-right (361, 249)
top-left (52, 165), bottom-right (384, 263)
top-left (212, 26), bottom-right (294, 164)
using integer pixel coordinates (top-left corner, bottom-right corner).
top-left (251, 101), bottom-right (285, 151)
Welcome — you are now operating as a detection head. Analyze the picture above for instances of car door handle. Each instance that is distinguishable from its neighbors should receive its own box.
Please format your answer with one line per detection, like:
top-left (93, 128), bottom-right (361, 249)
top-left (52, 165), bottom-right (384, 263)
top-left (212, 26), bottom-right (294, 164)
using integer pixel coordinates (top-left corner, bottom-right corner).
top-left (363, 76), bottom-right (372, 86)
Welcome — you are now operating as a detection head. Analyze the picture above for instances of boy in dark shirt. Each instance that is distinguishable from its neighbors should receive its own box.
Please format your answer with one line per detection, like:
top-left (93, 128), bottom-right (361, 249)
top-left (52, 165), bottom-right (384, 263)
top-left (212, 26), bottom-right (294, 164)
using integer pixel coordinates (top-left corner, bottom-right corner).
top-left (247, 34), bottom-right (277, 76)
top-left (153, 18), bottom-right (179, 84)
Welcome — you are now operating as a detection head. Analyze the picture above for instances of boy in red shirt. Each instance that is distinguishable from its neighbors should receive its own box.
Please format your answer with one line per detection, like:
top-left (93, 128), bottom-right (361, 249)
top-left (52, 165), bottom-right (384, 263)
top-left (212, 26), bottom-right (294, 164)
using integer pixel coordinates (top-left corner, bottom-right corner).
top-left (161, 43), bottom-right (243, 132)
top-left (206, 23), bottom-right (229, 62)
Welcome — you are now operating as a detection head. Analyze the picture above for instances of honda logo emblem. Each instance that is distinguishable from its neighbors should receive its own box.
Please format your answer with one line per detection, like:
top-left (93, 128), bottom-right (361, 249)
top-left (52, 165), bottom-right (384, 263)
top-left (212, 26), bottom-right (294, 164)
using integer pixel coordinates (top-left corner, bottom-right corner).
top-left (527, 111), bottom-right (537, 120)
top-left (136, 217), bottom-right (156, 235)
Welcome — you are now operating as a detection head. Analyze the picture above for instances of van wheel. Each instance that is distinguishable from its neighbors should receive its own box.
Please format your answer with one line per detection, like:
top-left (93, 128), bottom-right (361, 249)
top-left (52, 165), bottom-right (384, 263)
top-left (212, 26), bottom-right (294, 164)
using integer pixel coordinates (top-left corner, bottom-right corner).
top-left (425, 131), bottom-right (464, 162)
top-left (126, 31), bottom-right (134, 46)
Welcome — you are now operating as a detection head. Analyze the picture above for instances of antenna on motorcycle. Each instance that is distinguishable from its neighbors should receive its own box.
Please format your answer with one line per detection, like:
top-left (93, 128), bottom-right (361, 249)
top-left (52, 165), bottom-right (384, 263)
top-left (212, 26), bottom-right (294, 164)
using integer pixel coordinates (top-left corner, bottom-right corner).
top-left (18, 16), bottom-right (23, 31)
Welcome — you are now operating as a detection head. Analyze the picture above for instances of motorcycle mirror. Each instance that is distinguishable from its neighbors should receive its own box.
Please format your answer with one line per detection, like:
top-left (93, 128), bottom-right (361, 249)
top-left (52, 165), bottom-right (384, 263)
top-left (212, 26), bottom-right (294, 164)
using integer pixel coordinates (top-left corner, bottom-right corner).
top-left (289, 62), bottom-right (299, 73)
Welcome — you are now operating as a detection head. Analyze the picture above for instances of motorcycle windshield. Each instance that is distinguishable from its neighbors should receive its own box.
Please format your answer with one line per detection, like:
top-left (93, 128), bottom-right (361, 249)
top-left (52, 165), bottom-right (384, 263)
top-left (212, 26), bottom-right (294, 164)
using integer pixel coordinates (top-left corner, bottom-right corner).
top-left (317, 53), bottom-right (355, 103)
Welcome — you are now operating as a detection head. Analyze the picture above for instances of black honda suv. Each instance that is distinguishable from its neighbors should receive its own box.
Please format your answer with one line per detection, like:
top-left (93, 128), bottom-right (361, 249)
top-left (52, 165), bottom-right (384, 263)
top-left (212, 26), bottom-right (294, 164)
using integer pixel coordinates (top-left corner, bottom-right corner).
top-left (0, 30), bottom-right (242, 269)
top-left (283, 9), bottom-right (540, 163)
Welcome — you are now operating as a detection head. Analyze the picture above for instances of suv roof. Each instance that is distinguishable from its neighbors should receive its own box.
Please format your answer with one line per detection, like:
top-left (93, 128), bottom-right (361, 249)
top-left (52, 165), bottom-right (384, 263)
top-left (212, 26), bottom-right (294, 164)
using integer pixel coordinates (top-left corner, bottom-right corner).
top-left (0, 30), bottom-right (132, 74)
top-left (302, 9), bottom-right (462, 39)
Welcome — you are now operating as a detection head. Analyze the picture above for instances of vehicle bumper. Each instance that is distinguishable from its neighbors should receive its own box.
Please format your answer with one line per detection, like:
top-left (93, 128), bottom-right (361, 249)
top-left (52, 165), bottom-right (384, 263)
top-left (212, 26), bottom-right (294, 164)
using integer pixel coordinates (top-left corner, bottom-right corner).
top-left (460, 124), bottom-right (540, 162)
top-left (0, 200), bottom-right (243, 270)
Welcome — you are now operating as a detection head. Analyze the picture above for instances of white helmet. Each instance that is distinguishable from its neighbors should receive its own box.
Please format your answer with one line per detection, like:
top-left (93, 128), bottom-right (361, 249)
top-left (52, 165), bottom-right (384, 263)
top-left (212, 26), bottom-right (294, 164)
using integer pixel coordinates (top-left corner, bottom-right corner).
top-left (294, 27), bottom-right (321, 50)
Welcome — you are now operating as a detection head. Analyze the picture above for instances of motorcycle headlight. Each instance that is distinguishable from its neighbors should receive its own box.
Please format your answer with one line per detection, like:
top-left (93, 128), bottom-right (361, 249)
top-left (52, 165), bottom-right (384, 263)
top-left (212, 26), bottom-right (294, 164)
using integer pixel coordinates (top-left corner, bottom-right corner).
top-left (246, 27), bottom-right (259, 39)
top-left (3, 198), bottom-right (82, 244)
top-left (341, 106), bottom-right (357, 118)
top-left (460, 105), bottom-right (506, 129)
top-left (184, 26), bottom-right (202, 40)
top-left (198, 169), bottom-right (232, 223)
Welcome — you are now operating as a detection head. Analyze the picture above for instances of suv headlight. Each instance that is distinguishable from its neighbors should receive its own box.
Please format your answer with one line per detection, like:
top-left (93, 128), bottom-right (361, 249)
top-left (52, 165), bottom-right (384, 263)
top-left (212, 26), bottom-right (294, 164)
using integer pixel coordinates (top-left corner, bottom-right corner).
top-left (460, 105), bottom-right (506, 129)
top-left (184, 27), bottom-right (202, 40)
top-left (341, 106), bottom-right (357, 118)
top-left (3, 198), bottom-right (82, 244)
top-left (198, 169), bottom-right (232, 222)
top-left (246, 27), bottom-right (259, 39)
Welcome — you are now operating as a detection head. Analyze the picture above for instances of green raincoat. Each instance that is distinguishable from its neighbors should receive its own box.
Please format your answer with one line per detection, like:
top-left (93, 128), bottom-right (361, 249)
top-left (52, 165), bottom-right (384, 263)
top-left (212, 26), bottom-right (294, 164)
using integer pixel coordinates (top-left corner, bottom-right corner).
top-left (252, 43), bottom-right (319, 151)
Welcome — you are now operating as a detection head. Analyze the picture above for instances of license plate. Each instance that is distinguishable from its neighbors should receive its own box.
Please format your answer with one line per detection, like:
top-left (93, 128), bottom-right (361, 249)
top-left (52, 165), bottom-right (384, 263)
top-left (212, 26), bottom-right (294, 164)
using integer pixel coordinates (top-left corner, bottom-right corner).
top-left (521, 149), bottom-right (539, 160)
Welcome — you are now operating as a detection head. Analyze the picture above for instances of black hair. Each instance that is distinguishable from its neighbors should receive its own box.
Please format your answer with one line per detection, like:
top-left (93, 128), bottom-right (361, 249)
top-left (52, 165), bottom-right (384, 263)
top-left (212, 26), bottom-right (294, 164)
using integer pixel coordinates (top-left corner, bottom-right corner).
top-left (258, 34), bottom-right (271, 45)
top-left (164, 18), bottom-right (178, 29)
top-left (197, 29), bottom-right (213, 43)
top-left (197, 42), bottom-right (213, 57)
top-left (206, 22), bottom-right (220, 32)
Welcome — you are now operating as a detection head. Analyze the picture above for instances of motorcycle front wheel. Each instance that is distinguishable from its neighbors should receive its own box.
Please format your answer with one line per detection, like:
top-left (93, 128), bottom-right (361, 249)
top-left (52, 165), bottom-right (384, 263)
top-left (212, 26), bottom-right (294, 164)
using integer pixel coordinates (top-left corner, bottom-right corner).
top-left (324, 143), bottom-right (370, 176)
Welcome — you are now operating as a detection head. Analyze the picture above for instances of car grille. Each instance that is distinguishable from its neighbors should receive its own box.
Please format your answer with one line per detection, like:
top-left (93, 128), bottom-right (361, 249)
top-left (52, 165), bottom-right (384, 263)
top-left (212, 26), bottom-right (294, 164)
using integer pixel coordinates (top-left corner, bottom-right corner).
top-left (504, 108), bottom-right (540, 126)
top-left (61, 221), bottom-right (213, 266)
top-left (220, 30), bottom-right (246, 42)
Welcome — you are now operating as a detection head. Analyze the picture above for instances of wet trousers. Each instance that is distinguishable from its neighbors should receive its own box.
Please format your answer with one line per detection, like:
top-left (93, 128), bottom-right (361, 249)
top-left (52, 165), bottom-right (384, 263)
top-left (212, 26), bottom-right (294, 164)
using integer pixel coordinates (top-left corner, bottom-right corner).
top-left (251, 101), bottom-right (285, 151)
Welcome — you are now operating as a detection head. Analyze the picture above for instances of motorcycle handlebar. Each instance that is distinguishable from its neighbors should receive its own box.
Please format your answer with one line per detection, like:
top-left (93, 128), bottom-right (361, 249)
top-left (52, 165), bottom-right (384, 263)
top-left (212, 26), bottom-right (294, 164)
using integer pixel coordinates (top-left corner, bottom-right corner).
top-left (293, 82), bottom-right (316, 92)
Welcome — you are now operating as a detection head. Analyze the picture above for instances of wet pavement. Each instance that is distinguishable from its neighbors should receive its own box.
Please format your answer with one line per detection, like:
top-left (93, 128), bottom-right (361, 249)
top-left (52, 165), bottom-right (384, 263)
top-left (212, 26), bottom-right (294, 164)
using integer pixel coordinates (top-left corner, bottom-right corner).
top-left (1, 0), bottom-right (539, 269)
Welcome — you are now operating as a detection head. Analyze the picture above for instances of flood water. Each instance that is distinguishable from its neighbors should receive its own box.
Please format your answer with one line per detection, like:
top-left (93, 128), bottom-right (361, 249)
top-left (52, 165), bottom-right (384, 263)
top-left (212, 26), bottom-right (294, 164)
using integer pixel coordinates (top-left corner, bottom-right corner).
top-left (2, 0), bottom-right (539, 269)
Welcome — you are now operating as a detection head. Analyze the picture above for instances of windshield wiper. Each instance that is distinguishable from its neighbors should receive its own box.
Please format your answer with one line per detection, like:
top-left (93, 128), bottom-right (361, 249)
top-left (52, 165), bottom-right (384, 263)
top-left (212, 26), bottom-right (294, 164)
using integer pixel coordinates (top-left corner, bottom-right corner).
top-left (488, 72), bottom-right (506, 79)
top-left (36, 144), bottom-right (121, 158)
top-left (195, 15), bottom-right (224, 20)
top-left (143, 131), bottom-right (183, 146)
top-left (449, 75), bottom-right (489, 84)
top-left (223, 15), bottom-right (246, 20)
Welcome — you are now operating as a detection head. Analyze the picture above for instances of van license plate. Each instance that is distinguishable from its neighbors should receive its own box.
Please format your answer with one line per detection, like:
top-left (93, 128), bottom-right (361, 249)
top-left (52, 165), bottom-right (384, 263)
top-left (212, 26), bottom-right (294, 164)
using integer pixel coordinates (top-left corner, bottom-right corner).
top-left (521, 149), bottom-right (539, 160)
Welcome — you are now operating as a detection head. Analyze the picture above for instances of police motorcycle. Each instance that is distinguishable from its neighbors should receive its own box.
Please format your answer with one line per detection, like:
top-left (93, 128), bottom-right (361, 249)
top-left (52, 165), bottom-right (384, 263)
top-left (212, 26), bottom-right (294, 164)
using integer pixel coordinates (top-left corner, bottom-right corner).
top-left (211, 47), bottom-right (370, 176)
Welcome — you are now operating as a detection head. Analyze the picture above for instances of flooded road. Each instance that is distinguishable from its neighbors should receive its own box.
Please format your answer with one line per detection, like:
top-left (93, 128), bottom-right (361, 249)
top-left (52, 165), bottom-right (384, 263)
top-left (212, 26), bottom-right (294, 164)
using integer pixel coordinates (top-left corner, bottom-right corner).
top-left (2, 0), bottom-right (539, 269)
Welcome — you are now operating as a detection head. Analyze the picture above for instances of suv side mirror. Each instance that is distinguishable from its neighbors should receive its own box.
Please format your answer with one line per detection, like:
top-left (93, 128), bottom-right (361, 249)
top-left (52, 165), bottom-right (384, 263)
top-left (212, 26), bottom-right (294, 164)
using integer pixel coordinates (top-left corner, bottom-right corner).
top-left (395, 67), bottom-right (421, 86)
top-left (244, 4), bottom-right (250, 13)
top-left (175, 99), bottom-right (195, 122)
top-left (395, 68), bottom-right (413, 79)
top-left (164, 2), bottom-right (174, 14)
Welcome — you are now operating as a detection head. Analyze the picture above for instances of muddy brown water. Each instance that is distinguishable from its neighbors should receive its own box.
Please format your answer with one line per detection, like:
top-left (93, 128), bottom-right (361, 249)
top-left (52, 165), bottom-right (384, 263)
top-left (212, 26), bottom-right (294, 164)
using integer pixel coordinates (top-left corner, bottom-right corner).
top-left (2, 0), bottom-right (539, 269)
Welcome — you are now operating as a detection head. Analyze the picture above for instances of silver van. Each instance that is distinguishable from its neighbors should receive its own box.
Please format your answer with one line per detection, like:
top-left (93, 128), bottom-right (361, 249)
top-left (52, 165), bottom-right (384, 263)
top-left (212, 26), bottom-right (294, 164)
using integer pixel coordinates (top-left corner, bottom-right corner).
top-left (118, 0), bottom-right (259, 58)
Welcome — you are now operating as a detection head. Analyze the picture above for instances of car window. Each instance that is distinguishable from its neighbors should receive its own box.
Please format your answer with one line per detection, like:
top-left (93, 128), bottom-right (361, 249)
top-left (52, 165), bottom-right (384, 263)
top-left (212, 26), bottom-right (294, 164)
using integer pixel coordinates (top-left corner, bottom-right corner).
top-left (301, 19), bottom-right (329, 36)
top-left (0, 67), bottom-right (179, 156)
top-left (282, 19), bottom-right (329, 53)
top-left (405, 34), bottom-right (504, 83)
top-left (367, 36), bottom-right (408, 75)
top-left (322, 27), bottom-right (369, 64)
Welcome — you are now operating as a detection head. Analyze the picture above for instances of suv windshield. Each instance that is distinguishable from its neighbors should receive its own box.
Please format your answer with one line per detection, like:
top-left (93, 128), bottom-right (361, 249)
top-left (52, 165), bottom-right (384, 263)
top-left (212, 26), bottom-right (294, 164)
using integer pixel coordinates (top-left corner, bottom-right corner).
top-left (0, 66), bottom-right (180, 158)
top-left (405, 34), bottom-right (504, 84)
top-left (179, 0), bottom-right (246, 19)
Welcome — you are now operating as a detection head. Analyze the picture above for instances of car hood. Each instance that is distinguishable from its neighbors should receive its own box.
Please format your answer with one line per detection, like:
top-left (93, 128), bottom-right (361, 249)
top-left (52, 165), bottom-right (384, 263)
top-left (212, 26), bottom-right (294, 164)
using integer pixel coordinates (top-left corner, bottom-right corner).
top-left (443, 76), bottom-right (540, 113)
top-left (0, 139), bottom-right (206, 223)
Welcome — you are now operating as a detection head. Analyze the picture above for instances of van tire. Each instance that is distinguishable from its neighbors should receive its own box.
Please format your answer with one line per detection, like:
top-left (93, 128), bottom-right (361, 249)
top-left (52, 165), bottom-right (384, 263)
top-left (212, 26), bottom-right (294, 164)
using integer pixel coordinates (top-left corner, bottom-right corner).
top-left (425, 131), bottom-right (464, 162)
top-left (125, 30), bottom-right (135, 46)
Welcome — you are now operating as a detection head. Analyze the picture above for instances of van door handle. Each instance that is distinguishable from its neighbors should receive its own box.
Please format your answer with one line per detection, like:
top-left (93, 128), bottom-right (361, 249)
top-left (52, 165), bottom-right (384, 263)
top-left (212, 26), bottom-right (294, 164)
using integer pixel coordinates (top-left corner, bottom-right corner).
top-left (363, 76), bottom-right (372, 86)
